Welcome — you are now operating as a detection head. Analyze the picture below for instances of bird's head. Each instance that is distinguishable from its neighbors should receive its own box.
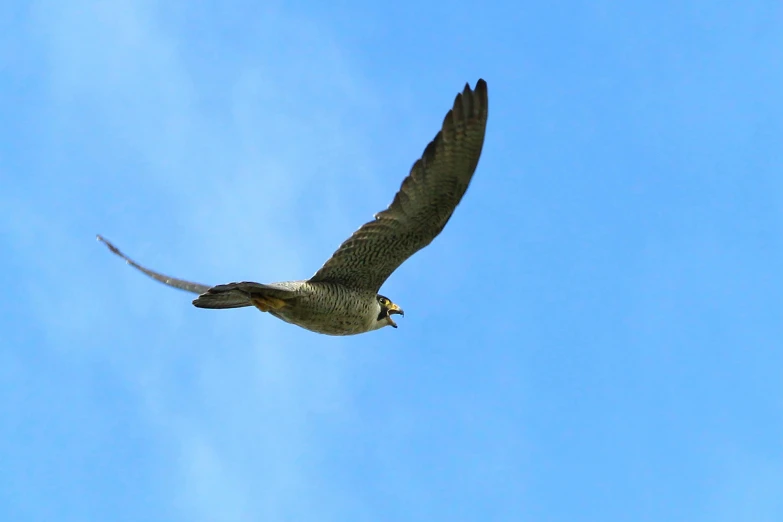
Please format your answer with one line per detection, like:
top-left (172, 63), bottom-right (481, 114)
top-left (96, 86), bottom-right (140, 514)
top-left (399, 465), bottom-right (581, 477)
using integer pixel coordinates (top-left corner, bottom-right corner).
top-left (376, 295), bottom-right (404, 329)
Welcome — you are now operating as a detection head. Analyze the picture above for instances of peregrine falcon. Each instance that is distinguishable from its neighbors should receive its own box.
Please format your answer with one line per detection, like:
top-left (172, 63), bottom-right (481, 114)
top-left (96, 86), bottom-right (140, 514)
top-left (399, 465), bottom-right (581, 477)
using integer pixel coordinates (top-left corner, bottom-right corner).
top-left (98, 79), bottom-right (488, 336)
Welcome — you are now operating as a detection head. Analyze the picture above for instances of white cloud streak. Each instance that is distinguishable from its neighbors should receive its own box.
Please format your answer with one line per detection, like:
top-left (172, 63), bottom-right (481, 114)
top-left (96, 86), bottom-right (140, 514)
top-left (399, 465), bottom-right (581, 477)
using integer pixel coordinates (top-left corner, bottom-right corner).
top-left (13, 1), bottom-right (390, 520)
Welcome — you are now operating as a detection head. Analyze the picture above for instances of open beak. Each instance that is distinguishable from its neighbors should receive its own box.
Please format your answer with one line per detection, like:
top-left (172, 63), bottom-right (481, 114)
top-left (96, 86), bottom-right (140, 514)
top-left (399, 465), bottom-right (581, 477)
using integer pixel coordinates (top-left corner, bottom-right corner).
top-left (387, 303), bottom-right (404, 328)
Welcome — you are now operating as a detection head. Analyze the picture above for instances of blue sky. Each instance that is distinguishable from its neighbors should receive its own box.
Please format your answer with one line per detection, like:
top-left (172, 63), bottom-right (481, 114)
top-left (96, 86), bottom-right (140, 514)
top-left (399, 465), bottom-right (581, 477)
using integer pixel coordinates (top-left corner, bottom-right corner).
top-left (1, 0), bottom-right (781, 520)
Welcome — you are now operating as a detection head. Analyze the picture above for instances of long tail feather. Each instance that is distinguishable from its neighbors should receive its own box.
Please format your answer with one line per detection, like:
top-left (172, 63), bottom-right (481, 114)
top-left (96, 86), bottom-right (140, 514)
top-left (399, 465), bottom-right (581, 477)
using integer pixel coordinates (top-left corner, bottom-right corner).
top-left (191, 289), bottom-right (253, 309)
top-left (192, 282), bottom-right (298, 309)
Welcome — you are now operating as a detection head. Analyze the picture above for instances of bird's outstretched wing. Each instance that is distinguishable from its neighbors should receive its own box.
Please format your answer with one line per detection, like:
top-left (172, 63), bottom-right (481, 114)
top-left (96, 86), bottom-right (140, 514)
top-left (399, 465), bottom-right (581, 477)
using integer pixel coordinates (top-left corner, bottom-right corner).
top-left (309, 79), bottom-right (489, 292)
top-left (96, 235), bottom-right (211, 296)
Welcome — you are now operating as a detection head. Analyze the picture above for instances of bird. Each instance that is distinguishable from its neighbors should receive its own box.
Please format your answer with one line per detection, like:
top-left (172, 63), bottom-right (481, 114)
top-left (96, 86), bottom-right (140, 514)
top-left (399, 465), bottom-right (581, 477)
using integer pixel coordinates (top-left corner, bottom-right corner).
top-left (98, 79), bottom-right (488, 336)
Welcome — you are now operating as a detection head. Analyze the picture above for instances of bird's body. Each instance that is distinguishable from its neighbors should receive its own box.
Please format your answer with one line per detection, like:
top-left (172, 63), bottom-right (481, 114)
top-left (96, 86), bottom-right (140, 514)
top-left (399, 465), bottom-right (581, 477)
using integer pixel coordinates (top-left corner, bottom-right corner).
top-left (261, 282), bottom-right (384, 336)
top-left (202, 279), bottom-right (385, 336)
top-left (98, 79), bottom-right (489, 336)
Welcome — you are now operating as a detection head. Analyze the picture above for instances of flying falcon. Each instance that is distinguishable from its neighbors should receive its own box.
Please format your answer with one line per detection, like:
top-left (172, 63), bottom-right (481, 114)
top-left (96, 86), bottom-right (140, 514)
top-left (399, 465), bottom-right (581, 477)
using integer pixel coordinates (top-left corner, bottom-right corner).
top-left (98, 79), bottom-right (488, 336)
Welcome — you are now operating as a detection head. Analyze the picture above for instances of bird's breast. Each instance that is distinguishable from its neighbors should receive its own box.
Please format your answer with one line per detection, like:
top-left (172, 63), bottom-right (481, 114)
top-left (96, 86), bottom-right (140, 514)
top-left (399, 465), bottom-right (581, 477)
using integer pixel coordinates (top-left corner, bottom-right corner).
top-left (269, 282), bottom-right (378, 336)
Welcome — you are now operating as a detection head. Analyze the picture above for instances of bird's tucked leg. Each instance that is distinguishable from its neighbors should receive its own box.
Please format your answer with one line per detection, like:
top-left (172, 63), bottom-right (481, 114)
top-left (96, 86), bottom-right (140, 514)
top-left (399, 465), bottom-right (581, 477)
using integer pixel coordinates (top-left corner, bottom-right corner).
top-left (252, 296), bottom-right (287, 313)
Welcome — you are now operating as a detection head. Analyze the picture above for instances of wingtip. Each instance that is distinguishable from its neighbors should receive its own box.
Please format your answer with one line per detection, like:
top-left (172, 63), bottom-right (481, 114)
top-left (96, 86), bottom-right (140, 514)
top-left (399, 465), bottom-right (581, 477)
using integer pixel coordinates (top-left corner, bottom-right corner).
top-left (96, 234), bottom-right (123, 257)
top-left (96, 233), bottom-right (110, 249)
top-left (464, 78), bottom-right (487, 91)
top-left (456, 79), bottom-right (488, 111)
top-left (472, 79), bottom-right (488, 116)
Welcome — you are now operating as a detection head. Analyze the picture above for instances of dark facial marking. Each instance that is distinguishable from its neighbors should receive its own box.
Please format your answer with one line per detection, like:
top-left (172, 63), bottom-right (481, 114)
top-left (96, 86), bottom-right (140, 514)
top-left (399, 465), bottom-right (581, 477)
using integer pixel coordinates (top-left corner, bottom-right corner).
top-left (377, 295), bottom-right (390, 321)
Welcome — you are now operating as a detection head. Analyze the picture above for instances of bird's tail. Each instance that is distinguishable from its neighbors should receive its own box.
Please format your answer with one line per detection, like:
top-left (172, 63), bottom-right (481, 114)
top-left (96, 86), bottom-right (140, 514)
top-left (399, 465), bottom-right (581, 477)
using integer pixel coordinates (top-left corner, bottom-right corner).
top-left (192, 281), bottom-right (297, 309)
top-left (191, 287), bottom-right (253, 309)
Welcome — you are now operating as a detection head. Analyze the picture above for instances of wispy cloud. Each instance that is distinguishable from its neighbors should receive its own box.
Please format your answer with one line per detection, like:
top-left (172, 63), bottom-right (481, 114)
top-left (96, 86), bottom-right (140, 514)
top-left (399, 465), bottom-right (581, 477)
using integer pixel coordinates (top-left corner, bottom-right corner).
top-left (7, 1), bottom-right (389, 520)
